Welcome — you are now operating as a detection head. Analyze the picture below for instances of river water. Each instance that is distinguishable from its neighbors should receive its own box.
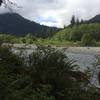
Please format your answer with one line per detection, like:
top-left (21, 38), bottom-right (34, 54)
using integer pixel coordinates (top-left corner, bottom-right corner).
top-left (11, 45), bottom-right (100, 86)
top-left (66, 52), bottom-right (96, 70)
top-left (65, 52), bottom-right (99, 86)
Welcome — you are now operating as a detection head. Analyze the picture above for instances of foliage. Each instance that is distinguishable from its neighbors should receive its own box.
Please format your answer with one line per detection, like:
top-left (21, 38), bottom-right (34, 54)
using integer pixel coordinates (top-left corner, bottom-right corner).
top-left (70, 15), bottom-right (76, 27)
top-left (81, 33), bottom-right (96, 46)
top-left (0, 13), bottom-right (59, 38)
top-left (1, 23), bottom-right (100, 47)
top-left (55, 23), bottom-right (100, 42)
top-left (0, 34), bottom-right (16, 44)
top-left (0, 45), bottom-right (100, 100)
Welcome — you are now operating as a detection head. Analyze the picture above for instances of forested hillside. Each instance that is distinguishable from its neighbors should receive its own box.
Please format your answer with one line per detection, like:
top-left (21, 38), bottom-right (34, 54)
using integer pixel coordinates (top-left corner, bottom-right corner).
top-left (0, 13), bottom-right (59, 38)
top-left (53, 23), bottom-right (100, 46)
top-left (55, 24), bottom-right (100, 41)
top-left (88, 14), bottom-right (100, 23)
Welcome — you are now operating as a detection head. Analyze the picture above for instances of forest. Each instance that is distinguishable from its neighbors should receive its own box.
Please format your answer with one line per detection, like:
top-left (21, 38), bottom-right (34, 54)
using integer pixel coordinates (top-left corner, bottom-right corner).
top-left (0, 23), bottom-right (100, 46)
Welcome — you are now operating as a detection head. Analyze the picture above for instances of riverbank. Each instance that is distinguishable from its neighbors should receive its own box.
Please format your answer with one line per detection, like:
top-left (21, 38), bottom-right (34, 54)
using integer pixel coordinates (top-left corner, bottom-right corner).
top-left (4, 44), bottom-right (100, 55)
top-left (61, 47), bottom-right (100, 55)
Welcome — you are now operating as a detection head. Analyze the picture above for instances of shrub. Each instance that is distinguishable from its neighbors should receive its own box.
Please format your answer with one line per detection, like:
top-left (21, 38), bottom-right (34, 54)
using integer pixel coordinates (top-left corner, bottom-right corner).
top-left (0, 45), bottom-right (99, 100)
top-left (28, 46), bottom-right (90, 100)
top-left (81, 33), bottom-right (96, 46)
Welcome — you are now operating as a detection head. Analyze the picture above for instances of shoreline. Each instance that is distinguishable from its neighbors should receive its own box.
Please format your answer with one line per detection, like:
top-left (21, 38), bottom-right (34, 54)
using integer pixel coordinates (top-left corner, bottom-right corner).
top-left (2, 43), bottom-right (100, 55)
top-left (62, 47), bottom-right (100, 55)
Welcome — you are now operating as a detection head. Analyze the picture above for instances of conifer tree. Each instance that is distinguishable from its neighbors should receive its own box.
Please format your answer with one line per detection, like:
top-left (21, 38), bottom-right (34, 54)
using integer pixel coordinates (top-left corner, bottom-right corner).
top-left (76, 18), bottom-right (80, 25)
top-left (70, 15), bottom-right (76, 27)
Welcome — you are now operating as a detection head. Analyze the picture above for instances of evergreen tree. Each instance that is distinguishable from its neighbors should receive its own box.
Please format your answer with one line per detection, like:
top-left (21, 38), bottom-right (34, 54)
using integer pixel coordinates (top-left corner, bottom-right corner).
top-left (76, 18), bottom-right (80, 25)
top-left (70, 15), bottom-right (76, 27)
top-left (80, 19), bottom-right (85, 24)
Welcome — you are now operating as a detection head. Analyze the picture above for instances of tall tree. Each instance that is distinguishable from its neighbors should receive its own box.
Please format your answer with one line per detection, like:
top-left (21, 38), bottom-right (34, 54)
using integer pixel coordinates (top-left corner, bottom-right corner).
top-left (80, 19), bottom-right (85, 24)
top-left (70, 15), bottom-right (76, 27)
top-left (76, 18), bottom-right (80, 25)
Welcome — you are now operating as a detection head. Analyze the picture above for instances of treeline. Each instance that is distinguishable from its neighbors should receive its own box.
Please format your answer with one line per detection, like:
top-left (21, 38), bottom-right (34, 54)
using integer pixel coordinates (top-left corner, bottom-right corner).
top-left (1, 23), bottom-right (100, 46)
top-left (0, 33), bottom-right (45, 44)
top-left (67, 15), bottom-right (99, 28)
top-left (54, 23), bottom-right (100, 46)
top-left (29, 25), bottom-right (60, 38)
top-left (0, 45), bottom-right (100, 100)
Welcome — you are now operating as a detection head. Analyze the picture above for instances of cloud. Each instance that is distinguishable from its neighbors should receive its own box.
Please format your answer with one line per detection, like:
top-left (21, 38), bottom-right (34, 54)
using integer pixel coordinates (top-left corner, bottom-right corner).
top-left (0, 0), bottom-right (100, 27)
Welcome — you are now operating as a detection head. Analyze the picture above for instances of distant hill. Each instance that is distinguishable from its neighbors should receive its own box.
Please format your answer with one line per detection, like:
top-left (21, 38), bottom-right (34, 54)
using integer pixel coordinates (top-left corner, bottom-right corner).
top-left (88, 14), bottom-right (100, 23)
top-left (0, 13), bottom-right (59, 38)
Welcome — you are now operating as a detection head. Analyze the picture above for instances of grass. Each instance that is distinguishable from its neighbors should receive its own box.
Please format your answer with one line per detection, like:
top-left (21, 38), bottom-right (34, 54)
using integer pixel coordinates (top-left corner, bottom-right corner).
top-left (21, 38), bottom-right (80, 47)
top-left (19, 38), bottom-right (100, 47)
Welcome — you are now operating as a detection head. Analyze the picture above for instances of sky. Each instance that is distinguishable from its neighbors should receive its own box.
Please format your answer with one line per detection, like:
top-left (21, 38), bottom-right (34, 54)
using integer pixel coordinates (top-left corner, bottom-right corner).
top-left (0, 0), bottom-right (100, 27)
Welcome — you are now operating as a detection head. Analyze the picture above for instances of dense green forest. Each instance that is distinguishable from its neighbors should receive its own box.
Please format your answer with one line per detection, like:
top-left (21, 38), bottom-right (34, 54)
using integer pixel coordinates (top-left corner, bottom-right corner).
top-left (55, 24), bottom-right (100, 41)
top-left (1, 23), bottom-right (100, 46)
top-left (0, 13), bottom-right (60, 38)
top-left (53, 23), bottom-right (100, 46)
top-left (0, 45), bottom-right (100, 100)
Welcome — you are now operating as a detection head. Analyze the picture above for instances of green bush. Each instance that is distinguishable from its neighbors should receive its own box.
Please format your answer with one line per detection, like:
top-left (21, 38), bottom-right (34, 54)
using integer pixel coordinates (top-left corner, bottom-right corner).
top-left (55, 24), bottom-right (100, 42)
top-left (0, 45), bottom-right (99, 100)
top-left (81, 33), bottom-right (96, 46)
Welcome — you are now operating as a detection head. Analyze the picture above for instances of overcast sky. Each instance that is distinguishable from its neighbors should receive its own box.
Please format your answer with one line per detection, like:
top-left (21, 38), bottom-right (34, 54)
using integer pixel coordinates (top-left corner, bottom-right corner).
top-left (0, 0), bottom-right (100, 27)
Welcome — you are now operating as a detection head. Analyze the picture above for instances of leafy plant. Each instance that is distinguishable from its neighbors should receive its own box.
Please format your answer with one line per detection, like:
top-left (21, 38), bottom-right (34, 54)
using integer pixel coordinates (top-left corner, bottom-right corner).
top-left (81, 33), bottom-right (96, 46)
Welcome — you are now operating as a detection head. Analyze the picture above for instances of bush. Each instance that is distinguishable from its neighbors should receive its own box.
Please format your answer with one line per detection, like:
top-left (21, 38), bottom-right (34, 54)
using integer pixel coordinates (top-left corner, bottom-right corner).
top-left (55, 24), bottom-right (100, 42)
top-left (0, 45), bottom-right (99, 100)
top-left (27, 46), bottom-right (91, 100)
top-left (81, 33), bottom-right (96, 46)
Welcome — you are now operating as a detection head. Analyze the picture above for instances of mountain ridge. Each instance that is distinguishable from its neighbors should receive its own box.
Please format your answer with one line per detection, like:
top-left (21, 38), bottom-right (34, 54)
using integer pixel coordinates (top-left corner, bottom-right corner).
top-left (0, 13), bottom-right (59, 37)
top-left (88, 14), bottom-right (100, 23)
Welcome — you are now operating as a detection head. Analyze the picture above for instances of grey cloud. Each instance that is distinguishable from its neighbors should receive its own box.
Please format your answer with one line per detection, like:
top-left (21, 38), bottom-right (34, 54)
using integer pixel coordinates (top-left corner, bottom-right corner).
top-left (0, 0), bottom-right (100, 27)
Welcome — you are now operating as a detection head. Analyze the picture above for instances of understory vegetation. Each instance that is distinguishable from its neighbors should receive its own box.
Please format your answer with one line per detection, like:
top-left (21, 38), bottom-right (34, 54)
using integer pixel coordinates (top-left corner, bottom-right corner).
top-left (0, 45), bottom-right (100, 100)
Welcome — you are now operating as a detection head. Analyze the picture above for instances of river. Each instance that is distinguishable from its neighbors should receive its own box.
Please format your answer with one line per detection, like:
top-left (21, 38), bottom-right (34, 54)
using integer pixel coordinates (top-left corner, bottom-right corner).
top-left (7, 44), bottom-right (100, 86)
